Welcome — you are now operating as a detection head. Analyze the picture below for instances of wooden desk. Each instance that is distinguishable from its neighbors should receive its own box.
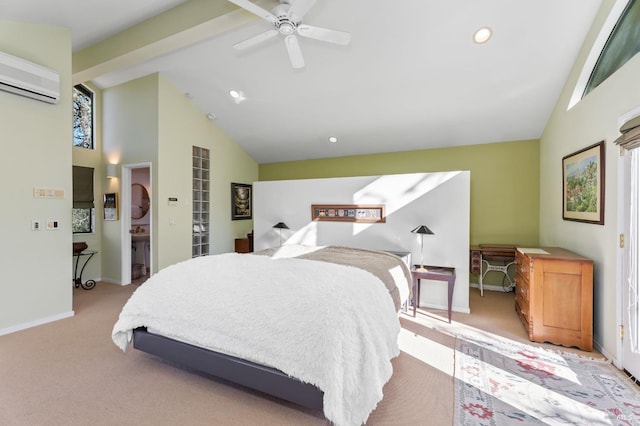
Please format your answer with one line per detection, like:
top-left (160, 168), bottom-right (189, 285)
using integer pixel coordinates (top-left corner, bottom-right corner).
top-left (411, 266), bottom-right (456, 322)
top-left (470, 244), bottom-right (516, 295)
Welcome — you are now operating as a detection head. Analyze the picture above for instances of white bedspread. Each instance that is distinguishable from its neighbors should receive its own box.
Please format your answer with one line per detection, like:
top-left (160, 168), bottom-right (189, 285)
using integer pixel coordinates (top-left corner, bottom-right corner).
top-left (112, 251), bottom-right (402, 426)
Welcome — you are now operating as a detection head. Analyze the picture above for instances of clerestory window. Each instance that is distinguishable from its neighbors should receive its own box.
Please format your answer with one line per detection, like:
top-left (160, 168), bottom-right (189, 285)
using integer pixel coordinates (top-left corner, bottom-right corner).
top-left (73, 84), bottom-right (94, 149)
top-left (583, 0), bottom-right (640, 98)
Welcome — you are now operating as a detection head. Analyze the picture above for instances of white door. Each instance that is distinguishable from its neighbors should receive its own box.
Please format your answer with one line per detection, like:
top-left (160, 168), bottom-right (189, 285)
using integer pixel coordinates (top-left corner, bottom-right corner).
top-left (622, 148), bottom-right (640, 379)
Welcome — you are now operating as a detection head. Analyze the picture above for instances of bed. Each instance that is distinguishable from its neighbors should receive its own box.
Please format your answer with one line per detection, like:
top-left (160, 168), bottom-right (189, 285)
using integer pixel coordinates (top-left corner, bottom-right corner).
top-left (112, 245), bottom-right (411, 426)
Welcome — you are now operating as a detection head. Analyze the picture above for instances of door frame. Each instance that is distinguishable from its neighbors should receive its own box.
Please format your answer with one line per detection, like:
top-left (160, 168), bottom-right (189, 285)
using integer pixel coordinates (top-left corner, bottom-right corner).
top-left (616, 146), bottom-right (628, 370)
top-left (616, 107), bottom-right (640, 378)
top-left (121, 162), bottom-right (153, 285)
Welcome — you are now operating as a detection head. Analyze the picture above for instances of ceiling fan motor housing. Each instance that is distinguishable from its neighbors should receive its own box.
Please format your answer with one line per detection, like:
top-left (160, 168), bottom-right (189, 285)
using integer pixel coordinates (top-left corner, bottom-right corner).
top-left (272, 4), bottom-right (300, 35)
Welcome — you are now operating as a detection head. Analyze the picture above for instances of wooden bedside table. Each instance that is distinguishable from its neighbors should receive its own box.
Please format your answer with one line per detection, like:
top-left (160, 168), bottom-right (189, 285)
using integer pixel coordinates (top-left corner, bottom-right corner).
top-left (411, 266), bottom-right (456, 322)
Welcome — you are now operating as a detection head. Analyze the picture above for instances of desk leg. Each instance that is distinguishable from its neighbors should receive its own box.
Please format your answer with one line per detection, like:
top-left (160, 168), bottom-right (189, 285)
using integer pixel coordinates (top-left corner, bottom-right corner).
top-left (447, 279), bottom-right (454, 323)
top-left (480, 257), bottom-right (485, 296)
top-left (412, 276), bottom-right (419, 317)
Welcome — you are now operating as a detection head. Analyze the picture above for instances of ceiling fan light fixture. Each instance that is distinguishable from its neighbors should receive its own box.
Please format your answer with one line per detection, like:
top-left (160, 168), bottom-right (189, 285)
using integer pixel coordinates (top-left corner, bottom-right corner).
top-left (473, 27), bottom-right (492, 44)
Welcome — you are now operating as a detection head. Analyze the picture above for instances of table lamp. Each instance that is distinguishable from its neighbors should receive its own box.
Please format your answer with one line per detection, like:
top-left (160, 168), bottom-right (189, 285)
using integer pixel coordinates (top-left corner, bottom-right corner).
top-left (411, 225), bottom-right (434, 272)
top-left (272, 222), bottom-right (289, 246)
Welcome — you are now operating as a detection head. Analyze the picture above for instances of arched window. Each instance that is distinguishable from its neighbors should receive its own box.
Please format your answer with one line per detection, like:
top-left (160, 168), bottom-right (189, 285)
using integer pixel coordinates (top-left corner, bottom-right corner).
top-left (583, 0), bottom-right (640, 98)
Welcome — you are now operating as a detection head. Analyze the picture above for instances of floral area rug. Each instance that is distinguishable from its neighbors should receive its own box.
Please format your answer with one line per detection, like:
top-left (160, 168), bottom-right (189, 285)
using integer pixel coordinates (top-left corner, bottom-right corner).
top-left (455, 334), bottom-right (640, 425)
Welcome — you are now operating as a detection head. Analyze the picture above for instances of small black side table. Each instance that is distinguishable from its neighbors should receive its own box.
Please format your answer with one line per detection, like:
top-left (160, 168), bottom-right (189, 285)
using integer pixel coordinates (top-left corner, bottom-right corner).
top-left (73, 250), bottom-right (97, 290)
top-left (411, 265), bottom-right (456, 322)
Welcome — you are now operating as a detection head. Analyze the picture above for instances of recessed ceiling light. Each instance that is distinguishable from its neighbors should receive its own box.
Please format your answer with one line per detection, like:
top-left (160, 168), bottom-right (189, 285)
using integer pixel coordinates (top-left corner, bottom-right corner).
top-left (328, 136), bottom-right (338, 143)
top-left (473, 27), bottom-right (492, 44)
top-left (228, 89), bottom-right (246, 104)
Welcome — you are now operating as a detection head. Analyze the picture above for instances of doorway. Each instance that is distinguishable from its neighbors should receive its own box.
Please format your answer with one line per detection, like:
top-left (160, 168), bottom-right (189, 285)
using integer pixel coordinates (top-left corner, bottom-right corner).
top-left (620, 148), bottom-right (640, 379)
top-left (121, 163), bottom-right (153, 285)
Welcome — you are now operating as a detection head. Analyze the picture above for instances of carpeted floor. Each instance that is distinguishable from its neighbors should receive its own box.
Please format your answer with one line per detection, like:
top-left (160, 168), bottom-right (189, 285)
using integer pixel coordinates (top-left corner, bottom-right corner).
top-left (0, 282), bottom-right (628, 425)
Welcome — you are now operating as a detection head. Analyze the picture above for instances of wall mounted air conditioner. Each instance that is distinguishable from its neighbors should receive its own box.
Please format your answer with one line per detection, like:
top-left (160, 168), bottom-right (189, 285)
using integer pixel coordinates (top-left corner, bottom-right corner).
top-left (0, 51), bottom-right (60, 104)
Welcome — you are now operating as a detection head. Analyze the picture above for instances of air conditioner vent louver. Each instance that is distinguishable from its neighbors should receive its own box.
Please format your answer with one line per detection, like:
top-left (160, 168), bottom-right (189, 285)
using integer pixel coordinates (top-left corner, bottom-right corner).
top-left (0, 51), bottom-right (59, 104)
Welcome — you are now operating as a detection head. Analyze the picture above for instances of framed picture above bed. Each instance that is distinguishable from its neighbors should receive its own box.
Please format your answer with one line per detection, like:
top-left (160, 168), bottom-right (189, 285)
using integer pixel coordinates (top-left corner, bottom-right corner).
top-left (562, 141), bottom-right (605, 225)
top-left (311, 204), bottom-right (386, 223)
top-left (231, 183), bottom-right (252, 220)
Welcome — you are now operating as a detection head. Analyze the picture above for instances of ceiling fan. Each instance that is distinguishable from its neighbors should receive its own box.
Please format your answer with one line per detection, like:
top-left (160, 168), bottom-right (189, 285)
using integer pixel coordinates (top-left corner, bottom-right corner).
top-left (228, 0), bottom-right (351, 69)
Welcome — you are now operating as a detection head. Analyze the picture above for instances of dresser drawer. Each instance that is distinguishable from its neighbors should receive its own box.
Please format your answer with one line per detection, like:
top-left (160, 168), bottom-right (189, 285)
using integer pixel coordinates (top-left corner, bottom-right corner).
top-left (515, 252), bottom-right (530, 278)
top-left (516, 271), bottom-right (529, 296)
top-left (516, 292), bottom-right (530, 320)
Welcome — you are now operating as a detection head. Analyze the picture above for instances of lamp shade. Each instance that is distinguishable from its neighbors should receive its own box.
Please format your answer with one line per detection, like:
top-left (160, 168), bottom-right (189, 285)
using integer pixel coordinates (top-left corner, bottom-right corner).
top-left (411, 225), bottom-right (434, 235)
top-left (273, 222), bottom-right (289, 229)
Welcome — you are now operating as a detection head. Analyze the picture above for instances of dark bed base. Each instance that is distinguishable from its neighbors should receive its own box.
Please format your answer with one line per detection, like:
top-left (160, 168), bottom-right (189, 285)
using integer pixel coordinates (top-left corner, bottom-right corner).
top-left (132, 327), bottom-right (324, 410)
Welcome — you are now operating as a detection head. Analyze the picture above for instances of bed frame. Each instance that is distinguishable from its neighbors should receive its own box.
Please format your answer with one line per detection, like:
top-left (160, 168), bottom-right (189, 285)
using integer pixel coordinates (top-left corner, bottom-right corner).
top-left (132, 327), bottom-right (324, 410)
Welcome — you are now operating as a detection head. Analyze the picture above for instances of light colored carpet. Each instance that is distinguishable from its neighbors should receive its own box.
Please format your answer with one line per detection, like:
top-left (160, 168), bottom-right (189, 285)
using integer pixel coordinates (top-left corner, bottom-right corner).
top-left (0, 283), bottom-right (611, 425)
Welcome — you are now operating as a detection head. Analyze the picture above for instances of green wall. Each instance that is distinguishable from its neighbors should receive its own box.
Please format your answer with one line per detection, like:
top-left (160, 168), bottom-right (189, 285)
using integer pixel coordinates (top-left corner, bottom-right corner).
top-left (102, 73), bottom-right (258, 282)
top-left (0, 20), bottom-right (73, 332)
top-left (260, 139), bottom-right (540, 247)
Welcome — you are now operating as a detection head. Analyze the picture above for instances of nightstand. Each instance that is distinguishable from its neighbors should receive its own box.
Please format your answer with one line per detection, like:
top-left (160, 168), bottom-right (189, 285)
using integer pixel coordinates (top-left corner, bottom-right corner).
top-left (411, 266), bottom-right (456, 322)
top-left (234, 232), bottom-right (254, 253)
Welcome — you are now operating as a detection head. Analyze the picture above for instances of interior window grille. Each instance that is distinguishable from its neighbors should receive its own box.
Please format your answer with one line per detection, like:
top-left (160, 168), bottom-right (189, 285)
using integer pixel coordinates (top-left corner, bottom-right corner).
top-left (72, 166), bottom-right (95, 233)
top-left (192, 146), bottom-right (210, 257)
top-left (73, 84), bottom-right (94, 149)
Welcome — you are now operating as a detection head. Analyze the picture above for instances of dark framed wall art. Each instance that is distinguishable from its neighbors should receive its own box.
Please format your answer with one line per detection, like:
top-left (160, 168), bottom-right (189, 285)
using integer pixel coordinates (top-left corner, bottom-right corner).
top-left (103, 192), bottom-right (119, 221)
top-left (562, 141), bottom-right (605, 225)
top-left (231, 183), bottom-right (252, 220)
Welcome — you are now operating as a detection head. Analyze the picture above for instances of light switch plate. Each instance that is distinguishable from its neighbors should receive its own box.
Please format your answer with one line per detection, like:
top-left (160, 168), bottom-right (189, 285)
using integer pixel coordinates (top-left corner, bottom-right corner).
top-left (46, 219), bottom-right (60, 230)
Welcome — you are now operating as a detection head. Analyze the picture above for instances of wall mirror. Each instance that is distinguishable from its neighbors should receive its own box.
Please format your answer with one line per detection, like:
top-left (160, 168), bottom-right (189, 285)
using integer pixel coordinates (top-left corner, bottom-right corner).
top-left (132, 183), bottom-right (150, 219)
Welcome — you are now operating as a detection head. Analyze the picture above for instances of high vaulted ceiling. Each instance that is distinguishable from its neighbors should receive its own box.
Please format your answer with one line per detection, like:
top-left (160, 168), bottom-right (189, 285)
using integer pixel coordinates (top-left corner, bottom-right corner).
top-left (3, 0), bottom-right (602, 163)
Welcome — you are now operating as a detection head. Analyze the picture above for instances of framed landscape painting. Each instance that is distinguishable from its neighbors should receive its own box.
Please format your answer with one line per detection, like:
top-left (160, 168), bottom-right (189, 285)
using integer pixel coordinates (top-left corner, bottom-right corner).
top-left (562, 141), bottom-right (605, 225)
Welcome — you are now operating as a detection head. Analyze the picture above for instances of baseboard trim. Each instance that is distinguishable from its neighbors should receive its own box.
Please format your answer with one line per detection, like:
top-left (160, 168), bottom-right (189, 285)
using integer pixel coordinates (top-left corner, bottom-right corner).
top-left (0, 310), bottom-right (74, 336)
top-left (469, 282), bottom-right (514, 293)
top-left (100, 278), bottom-right (125, 286)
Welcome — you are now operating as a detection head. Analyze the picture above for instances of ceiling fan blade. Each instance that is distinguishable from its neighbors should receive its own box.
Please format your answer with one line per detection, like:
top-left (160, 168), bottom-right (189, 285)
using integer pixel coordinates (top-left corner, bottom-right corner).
top-left (233, 29), bottom-right (279, 50)
top-left (227, 0), bottom-right (277, 24)
top-left (297, 24), bottom-right (351, 46)
top-left (284, 35), bottom-right (305, 69)
top-left (288, 0), bottom-right (316, 20)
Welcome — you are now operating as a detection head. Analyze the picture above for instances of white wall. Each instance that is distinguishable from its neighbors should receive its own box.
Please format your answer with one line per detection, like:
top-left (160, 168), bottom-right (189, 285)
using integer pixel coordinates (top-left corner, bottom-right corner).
top-left (102, 74), bottom-right (159, 283)
top-left (0, 20), bottom-right (73, 333)
top-left (254, 172), bottom-right (471, 313)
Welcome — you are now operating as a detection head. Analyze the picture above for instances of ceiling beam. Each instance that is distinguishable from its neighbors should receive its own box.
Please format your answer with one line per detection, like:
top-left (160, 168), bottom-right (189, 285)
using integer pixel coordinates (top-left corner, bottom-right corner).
top-left (72, 0), bottom-right (274, 85)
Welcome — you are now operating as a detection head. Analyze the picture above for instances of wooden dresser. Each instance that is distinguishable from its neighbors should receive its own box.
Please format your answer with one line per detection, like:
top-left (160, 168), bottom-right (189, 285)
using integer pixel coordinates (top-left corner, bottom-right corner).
top-left (514, 247), bottom-right (593, 351)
